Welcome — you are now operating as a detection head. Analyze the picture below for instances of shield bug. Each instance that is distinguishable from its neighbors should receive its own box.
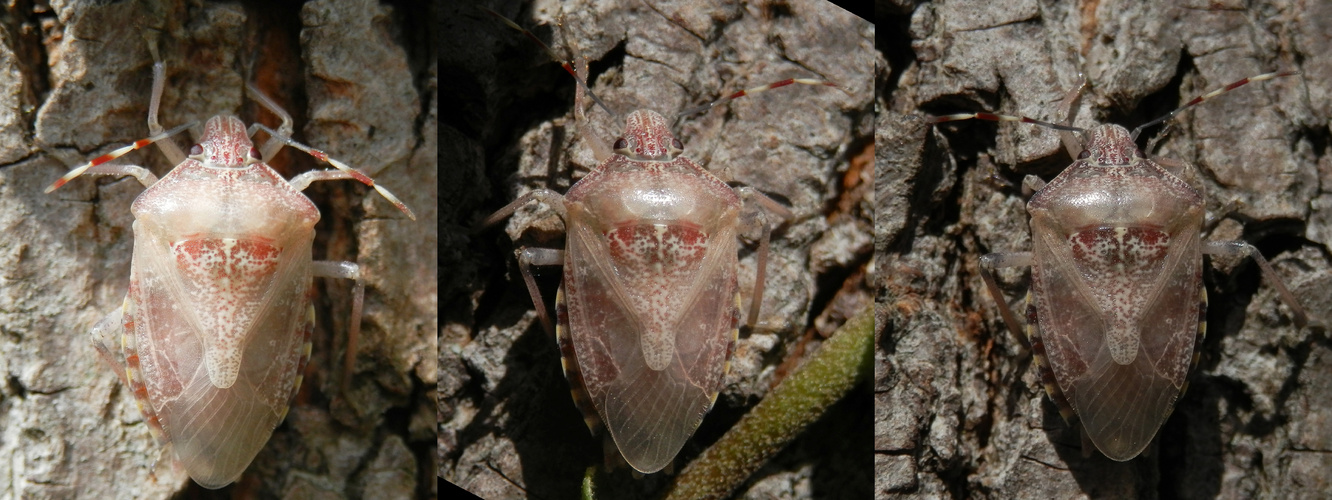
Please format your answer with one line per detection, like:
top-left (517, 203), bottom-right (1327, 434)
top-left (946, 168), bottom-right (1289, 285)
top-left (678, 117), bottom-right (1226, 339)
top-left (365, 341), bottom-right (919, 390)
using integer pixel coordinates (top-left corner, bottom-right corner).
top-left (929, 71), bottom-right (1312, 461)
top-left (45, 57), bottom-right (415, 489)
top-left (479, 7), bottom-right (850, 474)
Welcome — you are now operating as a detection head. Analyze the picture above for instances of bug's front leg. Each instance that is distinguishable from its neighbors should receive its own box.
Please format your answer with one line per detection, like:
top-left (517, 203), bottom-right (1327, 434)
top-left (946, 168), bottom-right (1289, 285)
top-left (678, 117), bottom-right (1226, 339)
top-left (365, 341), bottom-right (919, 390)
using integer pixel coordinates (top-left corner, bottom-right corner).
top-left (478, 189), bottom-right (567, 229)
top-left (979, 251), bottom-right (1034, 342)
top-left (1056, 77), bottom-right (1088, 159)
top-left (737, 186), bottom-right (793, 329)
top-left (313, 261), bottom-right (365, 391)
top-left (1203, 241), bottom-right (1314, 328)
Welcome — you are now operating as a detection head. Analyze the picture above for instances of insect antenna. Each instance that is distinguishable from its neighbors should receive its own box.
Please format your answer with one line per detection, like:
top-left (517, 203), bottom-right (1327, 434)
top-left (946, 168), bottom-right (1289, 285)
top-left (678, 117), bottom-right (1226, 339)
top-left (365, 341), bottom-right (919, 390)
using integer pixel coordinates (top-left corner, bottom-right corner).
top-left (480, 6), bottom-right (619, 120)
top-left (1130, 70), bottom-right (1300, 141)
top-left (45, 121), bottom-right (195, 193)
top-left (677, 77), bottom-right (850, 119)
top-left (254, 122), bottom-right (417, 221)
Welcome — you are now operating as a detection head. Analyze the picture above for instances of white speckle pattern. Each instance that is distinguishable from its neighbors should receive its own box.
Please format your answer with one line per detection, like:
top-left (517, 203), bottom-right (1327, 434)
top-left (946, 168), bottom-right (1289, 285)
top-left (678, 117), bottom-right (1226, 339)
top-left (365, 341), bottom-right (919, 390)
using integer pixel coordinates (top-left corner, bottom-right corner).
top-left (605, 223), bottom-right (709, 370)
top-left (1067, 227), bottom-right (1171, 365)
top-left (170, 238), bottom-right (282, 388)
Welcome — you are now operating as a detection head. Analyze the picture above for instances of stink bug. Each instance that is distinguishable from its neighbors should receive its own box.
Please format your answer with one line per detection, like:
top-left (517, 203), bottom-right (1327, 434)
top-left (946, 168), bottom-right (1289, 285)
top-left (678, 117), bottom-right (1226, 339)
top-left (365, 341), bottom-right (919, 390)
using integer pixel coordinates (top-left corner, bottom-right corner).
top-left (475, 4), bottom-right (856, 476)
top-left (45, 52), bottom-right (416, 490)
top-left (929, 72), bottom-right (1312, 461)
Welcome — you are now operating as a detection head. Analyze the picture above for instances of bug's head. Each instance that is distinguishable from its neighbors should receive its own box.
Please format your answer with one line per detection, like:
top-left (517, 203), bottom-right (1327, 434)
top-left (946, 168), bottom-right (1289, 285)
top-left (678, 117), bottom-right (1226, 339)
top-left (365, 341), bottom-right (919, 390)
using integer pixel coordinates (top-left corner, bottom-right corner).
top-left (191, 115), bottom-right (262, 169)
top-left (1081, 124), bottom-right (1142, 166)
top-left (613, 110), bottom-right (683, 161)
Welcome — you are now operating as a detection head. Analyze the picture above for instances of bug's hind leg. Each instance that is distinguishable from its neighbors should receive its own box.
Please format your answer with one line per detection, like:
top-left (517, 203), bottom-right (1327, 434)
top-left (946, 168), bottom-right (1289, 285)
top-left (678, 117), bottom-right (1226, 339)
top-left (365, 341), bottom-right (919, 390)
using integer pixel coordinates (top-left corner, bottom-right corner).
top-left (979, 251), bottom-right (1033, 342)
top-left (736, 187), bottom-right (792, 330)
top-left (313, 261), bottom-right (365, 392)
top-left (1203, 241), bottom-right (1314, 328)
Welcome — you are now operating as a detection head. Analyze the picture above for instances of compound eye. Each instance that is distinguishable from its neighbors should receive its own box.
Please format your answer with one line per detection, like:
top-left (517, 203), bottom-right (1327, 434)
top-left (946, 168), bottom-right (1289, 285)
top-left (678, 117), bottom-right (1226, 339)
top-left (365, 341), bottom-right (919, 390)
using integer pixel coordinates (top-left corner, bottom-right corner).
top-left (189, 144), bottom-right (204, 157)
top-left (249, 147), bottom-right (263, 161)
top-left (613, 137), bottom-right (629, 153)
top-left (1077, 148), bottom-right (1091, 159)
top-left (671, 138), bottom-right (683, 151)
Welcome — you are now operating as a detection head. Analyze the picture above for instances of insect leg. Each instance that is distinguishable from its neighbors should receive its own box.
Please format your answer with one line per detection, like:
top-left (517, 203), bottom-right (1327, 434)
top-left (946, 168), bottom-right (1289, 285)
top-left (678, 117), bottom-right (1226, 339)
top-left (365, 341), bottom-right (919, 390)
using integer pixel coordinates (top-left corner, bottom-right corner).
top-left (1056, 78), bottom-right (1088, 159)
top-left (571, 55), bottom-right (612, 163)
top-left (89, 303), bottom-right (129, 386)
top-left (143, 33), bottom-right (187, 166)
top-left (146, 61), bottom-right (187, 166)
top-left (244, 83), bottom-right (295, 162)
top-left (312, 260), bottom-right (364, 392)
top-left (1021, 175), bottom-right (1047, 197)
top-left (737, 187), bottom-right (792, 329)
top-left (979, 251), bottom-right (1034, 341)
top-left (517, 247), bottom-right (565, 336)
top-left (478, 188), bottom-right (567, 230)
top-left (1203, 241), bottom-right (1313, 328)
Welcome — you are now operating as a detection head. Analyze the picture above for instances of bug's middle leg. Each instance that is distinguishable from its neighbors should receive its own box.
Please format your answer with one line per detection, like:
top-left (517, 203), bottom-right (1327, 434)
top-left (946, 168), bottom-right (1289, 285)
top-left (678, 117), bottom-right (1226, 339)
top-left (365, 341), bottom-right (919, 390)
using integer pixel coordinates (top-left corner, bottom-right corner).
top-left (737, 187), bottom-right (793, 330)
top-left (517, 247), bottom-right (565, 337)
top-left (979, 251), bottom-right (1034, 342)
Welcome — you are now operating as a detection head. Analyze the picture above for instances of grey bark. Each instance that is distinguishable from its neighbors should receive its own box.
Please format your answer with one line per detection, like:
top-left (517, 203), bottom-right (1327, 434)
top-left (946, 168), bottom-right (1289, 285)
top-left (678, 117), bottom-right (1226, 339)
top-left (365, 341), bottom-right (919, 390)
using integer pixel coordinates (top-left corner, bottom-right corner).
top-left (878, 0), bottom-right (1331, 498)
top-left (440, 0), bottom-right (873, 498)
top-left (0, 0), bottom-right (437, 497)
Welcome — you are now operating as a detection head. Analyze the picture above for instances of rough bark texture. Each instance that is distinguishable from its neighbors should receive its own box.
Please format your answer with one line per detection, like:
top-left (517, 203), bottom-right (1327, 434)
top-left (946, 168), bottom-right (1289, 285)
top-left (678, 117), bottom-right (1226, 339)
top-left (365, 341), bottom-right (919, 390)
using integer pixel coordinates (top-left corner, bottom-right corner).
top-left (0, 0), bottom-right (437, 497)
top-left (440, 0), bottom-right (873, 498)
top-left (878, 1), bottom-right (1332, 498)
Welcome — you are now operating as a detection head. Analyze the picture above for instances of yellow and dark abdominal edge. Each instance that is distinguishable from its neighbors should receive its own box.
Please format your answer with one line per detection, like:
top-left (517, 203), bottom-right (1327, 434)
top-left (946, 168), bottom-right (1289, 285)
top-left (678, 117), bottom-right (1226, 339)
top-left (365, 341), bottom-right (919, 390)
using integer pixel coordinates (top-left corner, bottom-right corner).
top-left (1024, 291), bottom-right (1077, 423)
top-left (556, 287), bottom-right (603, 434)
top-left (1182, 286), bottom-right (1207, 397)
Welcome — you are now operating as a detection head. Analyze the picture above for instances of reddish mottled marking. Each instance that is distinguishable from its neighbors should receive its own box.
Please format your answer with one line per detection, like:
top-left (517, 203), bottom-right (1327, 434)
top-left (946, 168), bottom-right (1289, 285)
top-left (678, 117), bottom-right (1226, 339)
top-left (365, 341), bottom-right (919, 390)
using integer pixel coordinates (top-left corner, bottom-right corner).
top-left (1068, 227), bottom-right (1170, 272)
top-left (480, 7), bottom-right (835, 475)
top-left (170, 238), bottom-right (283, 389)
top-left (956, 71), bottom-right (1306, 462)
top-left (47, 61), bottom-right (412, 488)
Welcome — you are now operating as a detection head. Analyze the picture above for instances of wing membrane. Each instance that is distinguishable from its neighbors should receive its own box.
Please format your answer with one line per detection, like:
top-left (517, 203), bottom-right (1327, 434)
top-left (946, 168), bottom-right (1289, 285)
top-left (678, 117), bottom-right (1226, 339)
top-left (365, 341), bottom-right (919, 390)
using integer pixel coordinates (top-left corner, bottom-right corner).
top-left (1031, 223), bottom-right (1201, 460)
top-left (563, 217), bottom-right (737, 473)
top-left (131, 228), bottom-right (313, 487)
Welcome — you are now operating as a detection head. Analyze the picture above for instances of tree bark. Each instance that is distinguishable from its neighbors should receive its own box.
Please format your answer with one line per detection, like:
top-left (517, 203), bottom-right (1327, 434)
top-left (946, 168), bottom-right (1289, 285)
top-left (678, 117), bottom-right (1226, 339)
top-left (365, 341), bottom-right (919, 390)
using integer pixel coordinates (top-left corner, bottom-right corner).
top-left (878, 0), bottom-right (1331, 498)
top-left (440, 0), bottom-right (873, 498)
top-left (1, 0), bottom-right (437, 497)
